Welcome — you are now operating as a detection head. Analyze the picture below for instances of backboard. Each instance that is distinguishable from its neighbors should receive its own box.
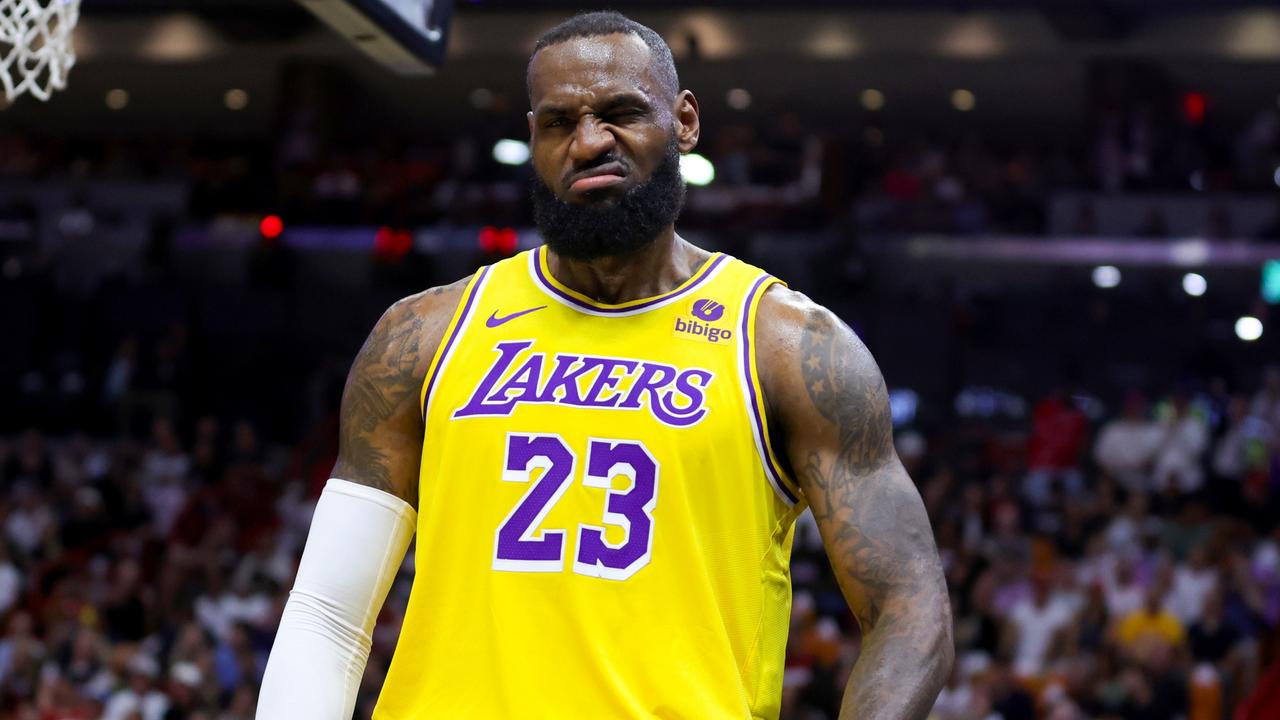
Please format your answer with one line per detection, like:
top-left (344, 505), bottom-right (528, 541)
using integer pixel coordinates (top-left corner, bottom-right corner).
top-left (296, 0), bottom-right (453, 75)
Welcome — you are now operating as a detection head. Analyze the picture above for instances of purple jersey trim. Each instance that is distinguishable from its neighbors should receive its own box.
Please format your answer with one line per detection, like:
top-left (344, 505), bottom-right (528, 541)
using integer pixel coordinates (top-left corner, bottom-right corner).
top-left (740, 274), bottom-right (799, 505)
top-left (421, 265), bottom-right (492, 419)
top-left (531, 246), bottom-right (728, 316)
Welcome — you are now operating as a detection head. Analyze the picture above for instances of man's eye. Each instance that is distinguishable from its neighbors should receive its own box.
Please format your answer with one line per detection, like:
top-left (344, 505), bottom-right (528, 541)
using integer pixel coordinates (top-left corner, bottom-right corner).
top-left (608, 110), bottom-right (644, 122)
top-left (545, 118), bottom-right (571, 128)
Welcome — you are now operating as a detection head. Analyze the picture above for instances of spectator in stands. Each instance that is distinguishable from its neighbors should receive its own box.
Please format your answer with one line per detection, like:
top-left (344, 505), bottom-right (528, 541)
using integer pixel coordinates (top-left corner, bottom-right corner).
top-left (1250, 366), bottom-right (1280, 427)
top-left (1152, 394), bottom-right (1210, 495)
top-left (5, 482), bottom-right (53, 559)
top-left (1102, 553), bottom-right (1148, 621)
top-left (1213, 395), bottom-right (1259, 503)
top-left (1168, 545), bottom-right (1218, 624)
top-left (0, 544), bottom-right (21, 616)
top-left (1113, 587), bottom-right (1186, 661)
top-left (1004, 574), bottom-right (1074, 678)
top-left (1024, 389), bottom-right (1088, 506)
top-left (101, 653), bottom-right (168, 720)
top-left (1093, 391), bottom-right (1161, 493)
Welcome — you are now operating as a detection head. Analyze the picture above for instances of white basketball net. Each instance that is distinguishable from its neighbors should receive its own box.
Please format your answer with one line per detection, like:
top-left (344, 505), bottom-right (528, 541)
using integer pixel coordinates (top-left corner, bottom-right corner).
top-left (0, 0), bottom-right (79, 102)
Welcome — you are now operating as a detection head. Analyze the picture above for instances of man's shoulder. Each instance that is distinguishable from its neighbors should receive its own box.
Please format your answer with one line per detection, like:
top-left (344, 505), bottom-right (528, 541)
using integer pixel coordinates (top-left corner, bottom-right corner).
top-left (385, 274), bottom-right (475, 329)
top-left (753, 282), bottom-right (881, 410)
top-left (377, 274), bottom-right (474, 348)
top-left (352, 274), bottom-right (476, 394)
top-left (753, 283), bottom-right (831, 356)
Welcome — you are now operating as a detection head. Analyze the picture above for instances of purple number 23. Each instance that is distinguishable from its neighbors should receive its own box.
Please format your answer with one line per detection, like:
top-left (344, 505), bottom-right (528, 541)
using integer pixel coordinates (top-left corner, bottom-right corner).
top-left (494, 434), bottom-right (658, 581)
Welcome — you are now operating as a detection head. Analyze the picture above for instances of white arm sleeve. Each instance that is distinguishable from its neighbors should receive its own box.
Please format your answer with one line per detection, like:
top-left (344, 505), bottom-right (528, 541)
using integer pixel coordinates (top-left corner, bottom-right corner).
top-left (257, 479), bottom-right (416, 720)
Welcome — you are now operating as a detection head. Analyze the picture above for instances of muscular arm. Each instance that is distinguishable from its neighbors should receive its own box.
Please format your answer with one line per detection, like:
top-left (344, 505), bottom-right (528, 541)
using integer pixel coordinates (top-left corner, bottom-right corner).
top-left (332, 277), bottom-right (471, 505)
top-left (256, 278), bottom-right (470, 719)
top-left (758, 287), bottom-right (953, 720)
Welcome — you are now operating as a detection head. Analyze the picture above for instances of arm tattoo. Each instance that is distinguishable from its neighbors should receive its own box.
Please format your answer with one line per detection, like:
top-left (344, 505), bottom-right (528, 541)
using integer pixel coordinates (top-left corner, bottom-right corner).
top-left (333, 309), bottom-right (425, 494)
top-left (796, 310), bottom-right (952, 720)
top-left (332, 277), bottom-right (468, 501)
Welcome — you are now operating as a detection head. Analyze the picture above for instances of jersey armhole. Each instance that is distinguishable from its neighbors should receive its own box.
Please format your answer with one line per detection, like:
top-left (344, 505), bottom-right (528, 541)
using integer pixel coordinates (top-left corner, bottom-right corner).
top-left (419, 266), bottom-right (493, 419)
top-left (738, 274), bottom-right (802, 506)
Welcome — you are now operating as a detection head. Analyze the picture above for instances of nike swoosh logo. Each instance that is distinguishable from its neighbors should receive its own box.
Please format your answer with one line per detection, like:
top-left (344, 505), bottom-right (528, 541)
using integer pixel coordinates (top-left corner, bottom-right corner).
top-left (486, 306), bottom-right (547, 328)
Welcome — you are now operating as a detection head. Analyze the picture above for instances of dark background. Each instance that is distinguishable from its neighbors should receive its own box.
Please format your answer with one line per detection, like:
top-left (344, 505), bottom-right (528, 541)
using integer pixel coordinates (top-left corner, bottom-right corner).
top-left (1, 1), bottom-right (1279, 718)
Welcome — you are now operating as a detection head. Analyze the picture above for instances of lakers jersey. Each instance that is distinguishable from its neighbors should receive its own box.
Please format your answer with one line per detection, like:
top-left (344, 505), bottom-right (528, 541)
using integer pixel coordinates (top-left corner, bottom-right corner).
top-left (374, 247), bottom-right (807, 720)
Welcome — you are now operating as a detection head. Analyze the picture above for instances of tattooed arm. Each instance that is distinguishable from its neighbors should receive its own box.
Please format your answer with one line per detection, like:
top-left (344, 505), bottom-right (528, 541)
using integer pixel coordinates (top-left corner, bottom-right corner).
top-left (257, 278), bottom-right (471, 719)
top-left (757, 286), bottom-right (953, 720)
top-left (332, 277), bottom-right (471, 506)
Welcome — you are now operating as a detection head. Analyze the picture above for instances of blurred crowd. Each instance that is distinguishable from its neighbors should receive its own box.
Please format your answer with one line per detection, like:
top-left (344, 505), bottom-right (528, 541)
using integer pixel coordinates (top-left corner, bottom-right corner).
top-left (0, 415), bottom-right (295, 720)
top-left (785, 370), bottom-right (1280, 720)
top-left (852, 100), bottom-right (1280, 237)
top-left (1, 358), bottom-right (1279, 718)
top-left (2, 62), bottom-right (1280, 720)
top-left (4, 93), bottom-right (1280, 238)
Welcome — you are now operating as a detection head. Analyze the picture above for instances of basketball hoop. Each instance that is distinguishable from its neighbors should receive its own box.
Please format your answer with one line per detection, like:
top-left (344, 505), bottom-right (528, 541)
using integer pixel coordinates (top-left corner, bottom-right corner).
top-left (0, 0), bottom-right (79, 103)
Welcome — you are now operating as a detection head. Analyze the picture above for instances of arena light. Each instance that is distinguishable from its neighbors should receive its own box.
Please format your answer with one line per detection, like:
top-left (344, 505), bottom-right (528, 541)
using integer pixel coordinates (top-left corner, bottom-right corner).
top-left (860, 88), bottom-right (885, 111)
top-left (492, 139), bottom-right (530, 166)
top-left (1092, 265), bottom-right (1121, 289)
top-left (680, 153), bottom-right (715, 186)
top-left (1263, 260), bottom-right (1280, 304)
top-left (726, 88), bottom-right (751, 110)
top-left (259, 215), bottom-right (284, 239)
top-left (224, 89), bottom-right (249, 111)
top-left (374, 226), bottom-right (412, 261)
top-left (1170, 239), bottom-right (1210, 267)
top-left (479, 225), bottom-right (518, 255)
top-left (1182, 92), bottom-right (1207, 125)
top-left (939, 17), bottom-right (1006, 58)
top-left (105, 88), bottom-right (129, 110)
top-left (951, 89), bottom-right (976, 112)
top-left (1235, 316), bottom-right (1263, 342)
top-left (141, 14), bottom-right (222, 61)
top-left (1182, 273), bottom-right (1207, 297)
top-left (1273, 165), bottom-right (1280, 188)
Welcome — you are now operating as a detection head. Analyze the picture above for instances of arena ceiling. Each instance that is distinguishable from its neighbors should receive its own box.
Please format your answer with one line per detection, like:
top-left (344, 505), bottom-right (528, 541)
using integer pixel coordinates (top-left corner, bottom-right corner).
top-left (4, 2), bottom-right (1279, 137)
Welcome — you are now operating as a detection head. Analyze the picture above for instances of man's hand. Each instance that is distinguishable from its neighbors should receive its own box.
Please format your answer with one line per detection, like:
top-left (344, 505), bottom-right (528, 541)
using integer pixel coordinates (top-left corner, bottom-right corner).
top-left (332, 277), bottom-right (471, 506)
top-left (758, 286), bottom-right (953, 720)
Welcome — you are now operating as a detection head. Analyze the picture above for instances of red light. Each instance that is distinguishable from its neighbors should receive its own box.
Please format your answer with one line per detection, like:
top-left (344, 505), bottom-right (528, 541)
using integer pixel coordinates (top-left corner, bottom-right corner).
top-left (1182, 92), bottom-right (1206, 125)
top-left (479, 225), bottom-right (499, 252)
top-left (374, 226), bottom-right (412, 261)
top-left (259, 214), bottom-right (284, 239)
top-left (497, 227), bottom-right (518, 254)
top-left (479, 225), bottom-right (518, 255)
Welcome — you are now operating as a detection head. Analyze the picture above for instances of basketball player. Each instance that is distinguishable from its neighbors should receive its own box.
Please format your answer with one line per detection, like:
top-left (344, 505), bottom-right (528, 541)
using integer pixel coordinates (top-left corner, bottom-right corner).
top-left (257, 11), bottom-right (952, 720)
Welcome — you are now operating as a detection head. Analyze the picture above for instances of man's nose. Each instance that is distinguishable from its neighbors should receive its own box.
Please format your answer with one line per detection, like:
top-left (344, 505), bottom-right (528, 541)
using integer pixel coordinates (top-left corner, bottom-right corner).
top-left (569, 116), bottom-right (617, 163)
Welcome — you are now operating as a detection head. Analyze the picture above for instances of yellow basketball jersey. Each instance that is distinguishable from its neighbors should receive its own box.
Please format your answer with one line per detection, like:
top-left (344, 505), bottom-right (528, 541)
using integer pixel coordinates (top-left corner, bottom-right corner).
top-left (373, 247), bottom-right (807, 720)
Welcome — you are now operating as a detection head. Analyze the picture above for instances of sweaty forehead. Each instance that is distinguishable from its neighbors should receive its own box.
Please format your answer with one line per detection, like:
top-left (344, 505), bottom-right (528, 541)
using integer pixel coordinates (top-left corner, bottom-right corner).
top-left (528, 33), bottom-right (660, 108)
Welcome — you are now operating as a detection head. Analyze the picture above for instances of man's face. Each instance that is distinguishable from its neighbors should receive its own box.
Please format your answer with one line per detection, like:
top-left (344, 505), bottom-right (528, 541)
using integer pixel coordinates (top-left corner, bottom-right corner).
top-left (528, 32), bottom-right (673, 205)
top-left (527, 33), bottom-right (695, 260)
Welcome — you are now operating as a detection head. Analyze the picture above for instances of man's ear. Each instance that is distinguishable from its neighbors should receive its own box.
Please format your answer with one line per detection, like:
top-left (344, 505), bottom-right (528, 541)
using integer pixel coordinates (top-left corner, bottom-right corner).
top-left (673, 90), bottom-right (700, 153)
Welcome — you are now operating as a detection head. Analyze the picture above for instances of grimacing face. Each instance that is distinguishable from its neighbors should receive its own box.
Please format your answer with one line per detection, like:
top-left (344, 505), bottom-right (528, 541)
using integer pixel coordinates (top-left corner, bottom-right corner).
top-left (527, 32), bottom-right (699, 206)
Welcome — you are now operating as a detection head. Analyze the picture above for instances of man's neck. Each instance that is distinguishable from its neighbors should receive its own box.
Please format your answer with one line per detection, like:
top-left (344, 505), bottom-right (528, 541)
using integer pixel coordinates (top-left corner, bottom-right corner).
top-left (545, 230), bottom-right (711, 305)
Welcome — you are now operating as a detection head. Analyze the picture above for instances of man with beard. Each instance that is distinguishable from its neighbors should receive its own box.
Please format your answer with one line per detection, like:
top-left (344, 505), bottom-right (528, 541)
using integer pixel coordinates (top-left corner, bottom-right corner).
top-left (257, 11), bottom-right (951, 720)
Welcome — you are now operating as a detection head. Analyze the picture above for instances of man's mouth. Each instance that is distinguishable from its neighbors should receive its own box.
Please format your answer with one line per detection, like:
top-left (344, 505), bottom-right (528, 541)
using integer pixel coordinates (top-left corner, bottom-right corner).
top-left (567, 162), bottom-right (628, 194)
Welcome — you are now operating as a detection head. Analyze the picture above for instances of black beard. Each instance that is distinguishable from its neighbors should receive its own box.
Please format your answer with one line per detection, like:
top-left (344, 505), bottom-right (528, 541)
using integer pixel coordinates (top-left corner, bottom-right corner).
top-left (530, 139), bottom-right (686, 261)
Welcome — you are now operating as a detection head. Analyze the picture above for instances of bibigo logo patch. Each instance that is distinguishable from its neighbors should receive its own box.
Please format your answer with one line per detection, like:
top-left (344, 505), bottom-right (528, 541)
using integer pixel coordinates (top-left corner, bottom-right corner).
top-left (675, 298), bottom-right (733, 343)
top-left (691, 298), bottom-right (725, 322)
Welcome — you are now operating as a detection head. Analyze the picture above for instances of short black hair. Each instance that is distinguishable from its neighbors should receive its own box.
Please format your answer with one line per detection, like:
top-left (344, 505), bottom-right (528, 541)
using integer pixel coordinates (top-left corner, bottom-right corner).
top-left (527, 11), bottom-right (679, 103)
